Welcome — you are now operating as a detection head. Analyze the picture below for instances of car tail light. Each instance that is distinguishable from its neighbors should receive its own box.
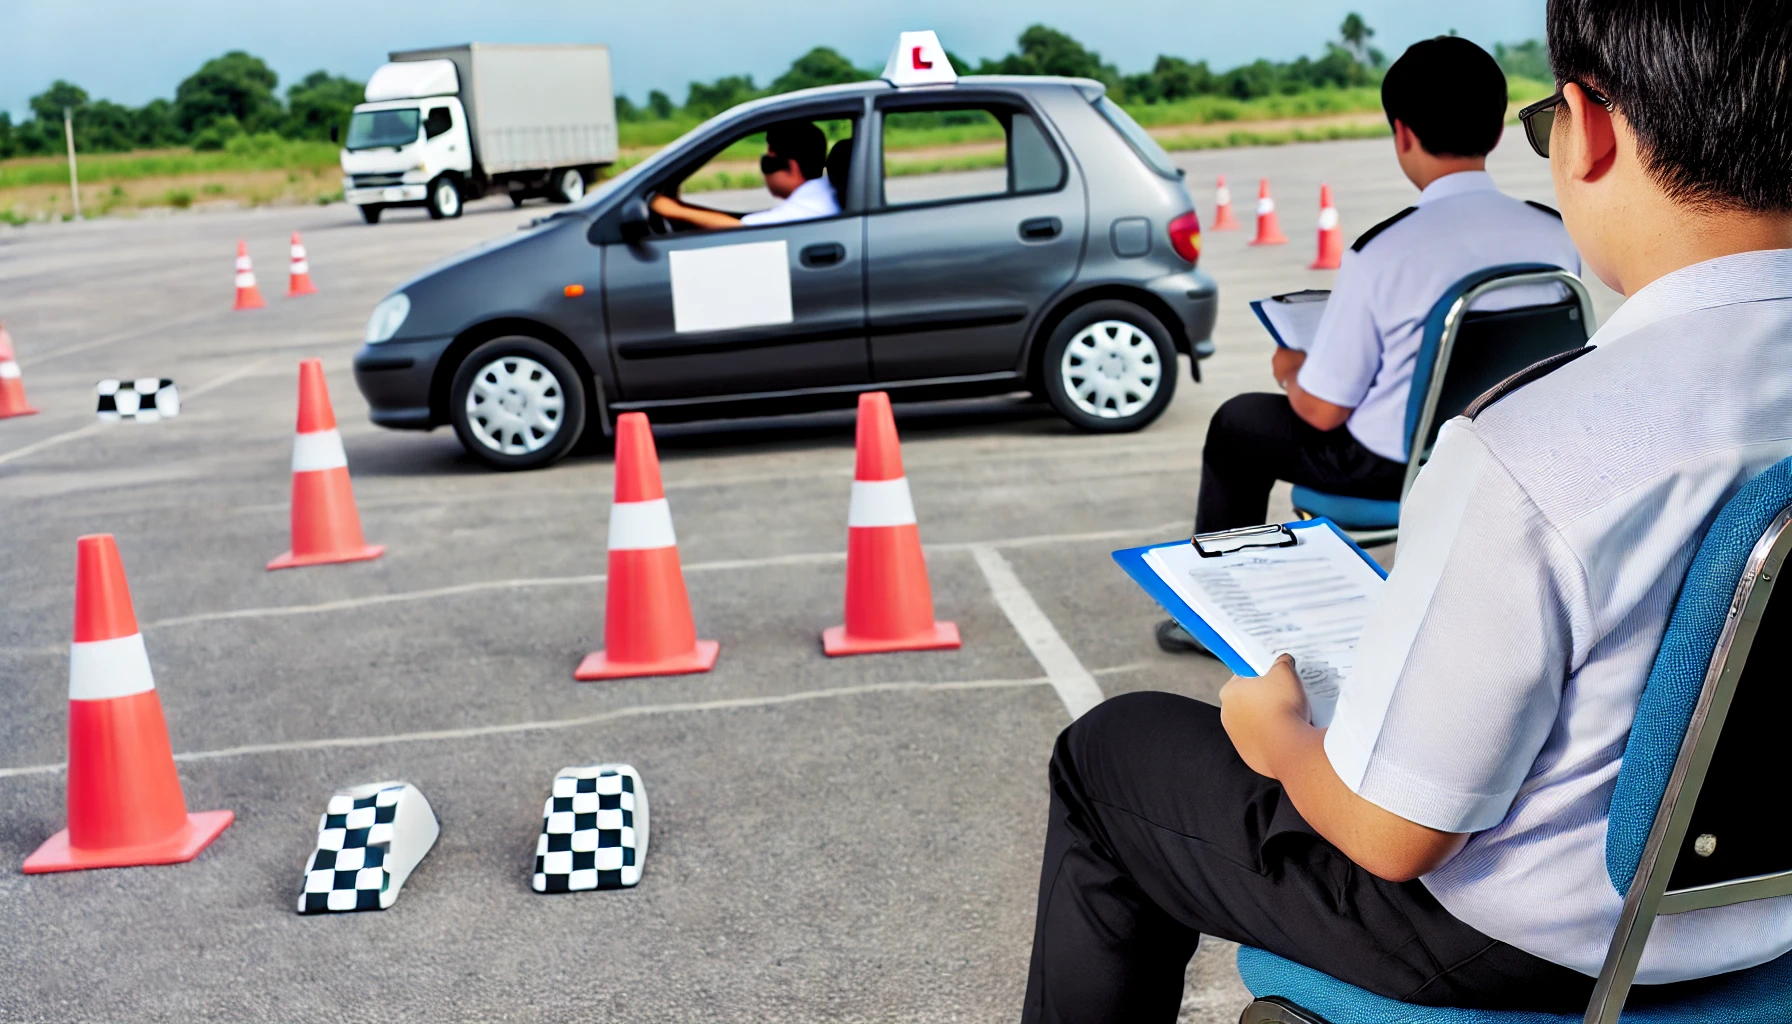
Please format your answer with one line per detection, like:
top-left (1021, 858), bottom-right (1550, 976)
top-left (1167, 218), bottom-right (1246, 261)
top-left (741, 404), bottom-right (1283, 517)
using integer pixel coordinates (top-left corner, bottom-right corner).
top-left (1168, 210), bottom-right (1202, 265)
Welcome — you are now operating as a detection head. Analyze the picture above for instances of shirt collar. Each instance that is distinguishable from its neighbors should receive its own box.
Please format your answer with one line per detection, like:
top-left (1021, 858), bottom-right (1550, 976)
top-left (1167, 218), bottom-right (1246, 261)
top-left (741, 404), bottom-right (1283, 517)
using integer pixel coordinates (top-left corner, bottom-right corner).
top-left (1592, 248), bottom-right (1792, 347)
top-left (790, 177), bottom-right (835, 208)
top-left (1415, 170), bottom-right (1498, 206)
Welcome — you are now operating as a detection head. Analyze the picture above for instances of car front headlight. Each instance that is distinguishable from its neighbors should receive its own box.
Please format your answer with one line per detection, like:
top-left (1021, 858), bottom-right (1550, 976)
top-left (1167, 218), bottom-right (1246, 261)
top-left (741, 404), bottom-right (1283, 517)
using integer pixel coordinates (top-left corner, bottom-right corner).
top-left (365, 292), bottom-right (411, 344)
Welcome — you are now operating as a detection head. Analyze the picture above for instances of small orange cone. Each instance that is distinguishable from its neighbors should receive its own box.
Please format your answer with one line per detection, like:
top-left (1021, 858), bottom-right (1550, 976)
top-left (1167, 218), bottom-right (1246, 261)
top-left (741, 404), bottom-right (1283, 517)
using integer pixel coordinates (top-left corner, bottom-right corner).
top-left (1248, 178), bottom-right (1288, 246)
top-left (23, 535), bottom-right (234, 873)
top-left (1210, 175), bottom-right (1241, 231)
top-left (0, 322), bottom-right (39, 418)
top-left (287, 232), bottom-right (318, 297)
top-left (576, 412), bottom-right (720, 680)
top-left (268, 360), bottom-right (384, 570)
top-left (824, 393), bottom-right (960, 656)
top-left (234, 240), bottom-right (266, 310)
top-left (1310, 184), bottom-right (1343, 270)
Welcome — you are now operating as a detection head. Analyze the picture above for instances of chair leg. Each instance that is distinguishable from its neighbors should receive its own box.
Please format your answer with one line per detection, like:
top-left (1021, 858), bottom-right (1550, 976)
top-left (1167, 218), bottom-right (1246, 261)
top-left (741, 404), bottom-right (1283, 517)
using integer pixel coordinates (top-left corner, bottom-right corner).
top-left (1239, 996), bottom-right (1331, 1024)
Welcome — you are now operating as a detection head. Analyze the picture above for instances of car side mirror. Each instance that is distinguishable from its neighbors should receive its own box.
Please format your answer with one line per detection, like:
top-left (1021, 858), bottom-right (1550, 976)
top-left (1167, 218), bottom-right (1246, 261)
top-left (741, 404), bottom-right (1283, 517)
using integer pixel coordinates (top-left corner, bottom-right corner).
top-left (619, 197), bottom-right (650, 241)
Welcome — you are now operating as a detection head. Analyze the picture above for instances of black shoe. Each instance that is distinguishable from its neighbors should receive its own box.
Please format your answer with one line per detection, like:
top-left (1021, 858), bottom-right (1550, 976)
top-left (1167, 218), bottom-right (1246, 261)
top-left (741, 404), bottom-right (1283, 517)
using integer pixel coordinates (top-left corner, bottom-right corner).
top-left (1155, 619), bottom-right (1216, 658)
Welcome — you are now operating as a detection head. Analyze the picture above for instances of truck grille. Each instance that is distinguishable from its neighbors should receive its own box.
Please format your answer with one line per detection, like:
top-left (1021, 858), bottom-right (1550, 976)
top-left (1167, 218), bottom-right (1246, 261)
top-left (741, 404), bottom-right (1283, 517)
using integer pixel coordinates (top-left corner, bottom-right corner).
top-left (351, 174), bottom-right (406, 187)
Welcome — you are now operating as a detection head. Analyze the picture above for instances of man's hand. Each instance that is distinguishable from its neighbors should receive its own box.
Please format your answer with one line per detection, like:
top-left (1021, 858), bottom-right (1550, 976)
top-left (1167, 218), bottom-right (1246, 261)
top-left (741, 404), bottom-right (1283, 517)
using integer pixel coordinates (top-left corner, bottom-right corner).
top-left (1271, 348), bottom-right (1306, 390)
top-left (1219, 654), bottom-right (1310, 778)
top-left (647, 193), bottom-right (742, 232)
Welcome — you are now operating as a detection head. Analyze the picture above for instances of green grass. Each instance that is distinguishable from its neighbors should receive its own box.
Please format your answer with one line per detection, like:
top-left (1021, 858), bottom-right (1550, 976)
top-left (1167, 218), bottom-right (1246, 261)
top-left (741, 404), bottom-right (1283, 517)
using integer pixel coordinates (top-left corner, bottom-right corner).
top-left (0, 137), bottom-right (338, 188)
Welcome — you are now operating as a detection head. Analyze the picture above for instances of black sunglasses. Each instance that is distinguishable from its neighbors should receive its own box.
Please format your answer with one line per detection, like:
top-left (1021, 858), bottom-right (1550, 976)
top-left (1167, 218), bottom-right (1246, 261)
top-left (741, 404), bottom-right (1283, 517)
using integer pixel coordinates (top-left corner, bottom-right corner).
top-left (1518, 83), bottom-right (1614, 158)
top-left (759, 153), bottom-right (791, 176)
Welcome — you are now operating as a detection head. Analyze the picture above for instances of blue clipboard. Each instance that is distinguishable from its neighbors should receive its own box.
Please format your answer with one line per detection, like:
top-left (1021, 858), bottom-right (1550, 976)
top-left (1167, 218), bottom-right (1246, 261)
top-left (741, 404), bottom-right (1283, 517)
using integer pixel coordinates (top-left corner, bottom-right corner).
top-left (1111, 518), bottom-right (1387, 678)
top-left (1249, 289), bottom-right (1330, 350)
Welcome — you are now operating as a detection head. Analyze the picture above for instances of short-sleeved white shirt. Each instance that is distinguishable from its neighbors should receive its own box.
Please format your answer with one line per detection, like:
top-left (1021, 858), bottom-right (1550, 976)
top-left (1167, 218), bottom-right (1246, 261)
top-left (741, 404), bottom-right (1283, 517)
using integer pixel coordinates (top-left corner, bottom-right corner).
top-left (1324, 248), bottom-right (1792, 981)
top-left (738, 176), bottom-right (839, 226)
top-left (1297, 171), bottom-right (1581, 462)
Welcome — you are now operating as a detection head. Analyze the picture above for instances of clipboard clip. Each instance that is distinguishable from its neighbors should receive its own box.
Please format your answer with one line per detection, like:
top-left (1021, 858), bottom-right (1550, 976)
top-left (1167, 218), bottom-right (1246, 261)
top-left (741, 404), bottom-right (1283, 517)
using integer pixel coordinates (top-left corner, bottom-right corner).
top-left (1192, 523), bottom-right (1298, 558)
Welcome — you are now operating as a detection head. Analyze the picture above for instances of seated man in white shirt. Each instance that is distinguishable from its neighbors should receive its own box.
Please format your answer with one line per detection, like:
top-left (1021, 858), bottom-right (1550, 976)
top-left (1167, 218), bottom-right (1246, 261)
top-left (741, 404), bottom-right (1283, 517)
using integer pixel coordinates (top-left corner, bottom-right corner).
top-left (649, 120), bottom-right (839, 230)
top-left (1023, 1), bottom-right (1792, 1019)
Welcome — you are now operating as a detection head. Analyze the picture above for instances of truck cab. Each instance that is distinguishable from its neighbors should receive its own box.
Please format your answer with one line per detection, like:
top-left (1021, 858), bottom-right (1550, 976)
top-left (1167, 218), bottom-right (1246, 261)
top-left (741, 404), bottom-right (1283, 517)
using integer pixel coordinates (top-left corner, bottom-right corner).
top-left (342, 65), bottom-right (472, 222)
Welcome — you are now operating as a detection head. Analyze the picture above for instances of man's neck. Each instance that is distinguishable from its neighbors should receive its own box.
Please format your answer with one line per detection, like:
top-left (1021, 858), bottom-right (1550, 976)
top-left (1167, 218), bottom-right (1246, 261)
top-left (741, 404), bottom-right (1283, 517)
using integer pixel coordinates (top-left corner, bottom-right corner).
top-left (1408, 157), bottom-right (1488, 192)
top-left (1615, 207), bottom-right (1792, 294)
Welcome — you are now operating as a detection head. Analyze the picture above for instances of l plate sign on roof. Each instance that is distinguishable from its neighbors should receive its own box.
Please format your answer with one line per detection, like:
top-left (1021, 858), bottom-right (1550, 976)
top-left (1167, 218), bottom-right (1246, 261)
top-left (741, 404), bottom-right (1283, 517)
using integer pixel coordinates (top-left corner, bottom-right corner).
top-left (882, 31), bottom-right (956, 86)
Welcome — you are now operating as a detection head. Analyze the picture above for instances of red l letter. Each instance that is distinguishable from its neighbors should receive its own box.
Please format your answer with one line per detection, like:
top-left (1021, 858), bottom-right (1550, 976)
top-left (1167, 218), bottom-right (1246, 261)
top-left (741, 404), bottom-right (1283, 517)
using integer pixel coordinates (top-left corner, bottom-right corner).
top-left (912, 46), bottom-right (933, 69)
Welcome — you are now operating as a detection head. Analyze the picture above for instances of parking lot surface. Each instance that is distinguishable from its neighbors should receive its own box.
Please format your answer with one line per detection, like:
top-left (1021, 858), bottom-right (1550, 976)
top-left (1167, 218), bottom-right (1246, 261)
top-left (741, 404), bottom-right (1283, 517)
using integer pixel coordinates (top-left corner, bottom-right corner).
top-left (0, 136), bottom-right (1621, 1022)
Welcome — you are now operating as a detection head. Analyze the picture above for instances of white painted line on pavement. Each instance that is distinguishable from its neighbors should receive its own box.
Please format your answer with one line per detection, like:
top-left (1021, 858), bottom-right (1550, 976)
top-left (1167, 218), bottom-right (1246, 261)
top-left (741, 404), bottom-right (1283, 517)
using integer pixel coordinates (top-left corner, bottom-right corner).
top-left (970, 544), bottom-right (1106, 720)
top-left (0, 675), bottom-right (1053, 780)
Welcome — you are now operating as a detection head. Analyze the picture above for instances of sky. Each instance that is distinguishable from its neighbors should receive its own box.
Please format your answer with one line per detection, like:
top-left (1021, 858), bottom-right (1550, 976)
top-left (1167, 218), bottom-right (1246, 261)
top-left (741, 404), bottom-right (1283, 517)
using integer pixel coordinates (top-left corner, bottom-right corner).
top-left (4, 0), bottom-right (1546, 121)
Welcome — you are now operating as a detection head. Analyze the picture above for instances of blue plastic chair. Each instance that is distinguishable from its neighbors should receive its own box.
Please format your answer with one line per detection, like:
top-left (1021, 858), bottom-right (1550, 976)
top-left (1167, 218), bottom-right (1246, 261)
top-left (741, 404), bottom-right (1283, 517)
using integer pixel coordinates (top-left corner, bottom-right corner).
top-left (1241, 457), bottom-right (1792, 1024)
top-left (1291, 263), bottom-right (1593, 545)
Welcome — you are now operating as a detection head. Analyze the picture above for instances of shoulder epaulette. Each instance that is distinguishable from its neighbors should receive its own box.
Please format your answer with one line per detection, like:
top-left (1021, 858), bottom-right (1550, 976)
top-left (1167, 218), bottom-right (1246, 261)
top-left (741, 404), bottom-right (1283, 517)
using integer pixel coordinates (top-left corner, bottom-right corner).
top-left (1350, 206), bottom-right (1418, 252)
top-left (1525, 200), bottom-right (1563, 220)
top-left (1465, 346), bottom-right (1594, 419)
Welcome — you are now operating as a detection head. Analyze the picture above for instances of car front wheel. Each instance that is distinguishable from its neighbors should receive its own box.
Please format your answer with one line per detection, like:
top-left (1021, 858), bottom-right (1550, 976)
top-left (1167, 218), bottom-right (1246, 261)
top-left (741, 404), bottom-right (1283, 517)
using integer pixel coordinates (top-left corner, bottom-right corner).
top-left (427, 176), bottom-right (463, 219)
top-left (1040, 300), bottom-right (1177, 433)
top-left (550, 167), bottom-right (586, 204)
top-left (449, 337), bottom-right (587, 470)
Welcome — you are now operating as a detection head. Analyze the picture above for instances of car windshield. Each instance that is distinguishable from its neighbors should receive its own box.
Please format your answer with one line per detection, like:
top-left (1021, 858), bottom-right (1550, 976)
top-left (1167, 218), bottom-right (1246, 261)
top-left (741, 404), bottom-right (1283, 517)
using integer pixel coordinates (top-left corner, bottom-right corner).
top-left (1091, 96), bottom-right (1180, 180)
top-left (346, 108), bottom-right (420, 151)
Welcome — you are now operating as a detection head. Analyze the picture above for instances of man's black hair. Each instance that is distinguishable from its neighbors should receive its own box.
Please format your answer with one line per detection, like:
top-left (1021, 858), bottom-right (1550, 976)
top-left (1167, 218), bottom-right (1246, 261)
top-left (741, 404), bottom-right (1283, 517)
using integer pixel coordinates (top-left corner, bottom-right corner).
top-left (765, 121), bottom-right (827, 180)
top-left (1381, 37), bottom-right (1508, 157)
top-left (1548, 0), bottom-right (1792, 213)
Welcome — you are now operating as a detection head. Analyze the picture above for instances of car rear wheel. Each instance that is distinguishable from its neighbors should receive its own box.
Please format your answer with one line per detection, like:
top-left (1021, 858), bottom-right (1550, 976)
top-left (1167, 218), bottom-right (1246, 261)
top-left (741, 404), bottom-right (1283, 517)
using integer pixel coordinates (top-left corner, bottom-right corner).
top-left (427, 176), bottom-right (462, 220)
top-left (449, 337), bottom-right (587, 470)
top-left (1040, 300), bottom-right (1177, 433)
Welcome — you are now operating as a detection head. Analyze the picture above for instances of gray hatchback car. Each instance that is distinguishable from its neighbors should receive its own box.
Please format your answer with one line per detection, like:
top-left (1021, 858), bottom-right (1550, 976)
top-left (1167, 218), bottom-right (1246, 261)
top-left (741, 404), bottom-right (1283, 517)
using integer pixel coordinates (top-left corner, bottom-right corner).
top-left (353, 66), bottom-right (1219, 470)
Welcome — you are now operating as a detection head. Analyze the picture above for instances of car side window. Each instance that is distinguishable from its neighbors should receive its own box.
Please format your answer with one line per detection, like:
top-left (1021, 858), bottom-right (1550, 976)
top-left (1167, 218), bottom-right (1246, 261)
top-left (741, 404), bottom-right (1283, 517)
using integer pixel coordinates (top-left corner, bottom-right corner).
top-left (424, 107), bottom-right (453, 140)
top-left (880, 104), bottom-right (1065, 208)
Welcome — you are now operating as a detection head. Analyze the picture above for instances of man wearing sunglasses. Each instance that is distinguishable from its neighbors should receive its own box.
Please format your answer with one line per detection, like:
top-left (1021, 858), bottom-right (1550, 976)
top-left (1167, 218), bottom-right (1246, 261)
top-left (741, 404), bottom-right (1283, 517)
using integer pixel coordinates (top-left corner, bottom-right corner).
top-left (649, 119), bottom-right (839, 230)
top-left (1024, 0), bottom-right (1792, 1019)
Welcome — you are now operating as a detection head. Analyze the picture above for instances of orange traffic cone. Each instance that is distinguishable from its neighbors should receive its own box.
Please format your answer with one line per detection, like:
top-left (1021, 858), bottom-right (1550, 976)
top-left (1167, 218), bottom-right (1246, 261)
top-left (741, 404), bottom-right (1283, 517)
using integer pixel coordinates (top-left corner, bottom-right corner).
top-left (0, 322), bottom-right (39, 418)
top-left (1248, 178), bottom-right (1288, 246)
top-left (1310, 184), bottom-right (1343, 270)
top-left (267, 359), bottom-right (384, 570)
top-left (1211, 175), bottom-right (1241, 231)
top-left (823, 393), bottom-right (960, 656)
top-left (576, 412), bottom-right (719, 680)
top-left (23, 535), bottom-right (234, 873)
top-left (234, 240), bottom-right (266, 310)
top-left (287, 232), bottom-right (318, 297)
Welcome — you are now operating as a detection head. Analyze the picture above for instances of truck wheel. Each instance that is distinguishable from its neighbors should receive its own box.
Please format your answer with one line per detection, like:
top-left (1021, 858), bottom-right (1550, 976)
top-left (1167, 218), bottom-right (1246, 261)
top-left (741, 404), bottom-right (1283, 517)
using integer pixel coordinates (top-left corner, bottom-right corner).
top-left (510, 192), bottom-right (528, 208)
top-left (427, 176), bottom-right (462, 220)
top-left (360, 205), bottom-right (383, 224)
top-left (449, 336), bottom-right (587, 471)
top-left (550, 167), bottom-right (586, 204)
top-left (1040, 300), bottom-right (1177, 433)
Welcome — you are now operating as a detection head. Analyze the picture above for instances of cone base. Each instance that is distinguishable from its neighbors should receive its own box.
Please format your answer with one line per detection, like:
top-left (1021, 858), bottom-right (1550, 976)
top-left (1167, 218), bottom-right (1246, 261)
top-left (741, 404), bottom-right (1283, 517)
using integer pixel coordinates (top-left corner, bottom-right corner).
top-left (0, 405), bottom-right (38, 418)
top-left (822, 621), bottom-right (961, 657)
top-left (575, 639), bottom-right (720, 681)
top-left (234, 294), bottom-right (266, 311)
top-left (267, 544), bottom-right (385, 571)
top-left (288, 282), bottom-right (318, 297)
top-left (1211, 217), bottom-right (1241, 231)
top-left (1310, 260), bottom-right (1341, 270)
top-left (1249, 235), bottom-right (1289, 246)
top-left (22, 809), bottom-right (234, 874)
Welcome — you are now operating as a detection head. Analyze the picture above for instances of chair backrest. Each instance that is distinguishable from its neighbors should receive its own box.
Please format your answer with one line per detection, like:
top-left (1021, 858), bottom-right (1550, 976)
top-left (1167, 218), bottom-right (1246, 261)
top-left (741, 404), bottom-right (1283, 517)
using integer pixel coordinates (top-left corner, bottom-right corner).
top-left (1399, 264), bottom-right (1593, 498)
top-left (826, 138), bottom-right (853, 200)
top-left (1583, 457), bottom-right (1792, 1024)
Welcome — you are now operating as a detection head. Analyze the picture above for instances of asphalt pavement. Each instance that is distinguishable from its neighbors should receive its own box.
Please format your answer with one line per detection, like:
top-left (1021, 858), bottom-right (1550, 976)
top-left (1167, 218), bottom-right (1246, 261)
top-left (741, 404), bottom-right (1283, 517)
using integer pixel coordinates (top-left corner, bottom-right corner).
top-left (0, 135), bottom-right (1622, 1023)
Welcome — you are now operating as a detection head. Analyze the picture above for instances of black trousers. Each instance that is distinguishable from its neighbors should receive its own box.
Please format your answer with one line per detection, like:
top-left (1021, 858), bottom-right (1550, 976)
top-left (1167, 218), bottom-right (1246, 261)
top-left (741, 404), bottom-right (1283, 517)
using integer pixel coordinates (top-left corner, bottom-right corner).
top-left (1197, 392), bottom-right (1407, 533)
top-left (1020, 692), bottom-right (1598, 1023)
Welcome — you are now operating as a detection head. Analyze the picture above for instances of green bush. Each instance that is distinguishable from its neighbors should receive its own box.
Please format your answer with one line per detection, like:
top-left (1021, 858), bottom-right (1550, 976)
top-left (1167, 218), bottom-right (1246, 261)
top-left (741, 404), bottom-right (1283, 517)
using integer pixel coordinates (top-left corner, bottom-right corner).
top-left (191, 115), bottom-right (241, 151)
top-left (164, 187), bottom-right (194, 208)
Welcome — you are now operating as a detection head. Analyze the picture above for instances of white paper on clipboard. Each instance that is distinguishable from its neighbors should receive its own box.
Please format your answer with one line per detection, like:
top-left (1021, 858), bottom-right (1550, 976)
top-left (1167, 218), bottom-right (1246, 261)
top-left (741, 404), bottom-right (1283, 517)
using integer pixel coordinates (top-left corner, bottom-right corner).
top-left (1249, 289), bottom-right (1330, 351)
top-left (669, 240), bottom-right (794, 333)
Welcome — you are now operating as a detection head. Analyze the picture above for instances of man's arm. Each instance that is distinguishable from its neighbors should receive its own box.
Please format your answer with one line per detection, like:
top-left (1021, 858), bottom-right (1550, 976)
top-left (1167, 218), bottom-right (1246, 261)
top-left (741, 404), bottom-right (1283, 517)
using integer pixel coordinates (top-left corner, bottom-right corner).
top-left (1272, 349), bottom-right (1356, 432)
top-left (649, 194), bottom-right (741, 231)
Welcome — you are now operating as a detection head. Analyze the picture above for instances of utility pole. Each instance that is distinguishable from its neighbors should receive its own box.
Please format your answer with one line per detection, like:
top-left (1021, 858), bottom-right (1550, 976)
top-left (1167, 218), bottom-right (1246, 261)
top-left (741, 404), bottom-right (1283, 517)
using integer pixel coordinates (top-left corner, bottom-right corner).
top-left (63, 106), bottom-right (83, 221)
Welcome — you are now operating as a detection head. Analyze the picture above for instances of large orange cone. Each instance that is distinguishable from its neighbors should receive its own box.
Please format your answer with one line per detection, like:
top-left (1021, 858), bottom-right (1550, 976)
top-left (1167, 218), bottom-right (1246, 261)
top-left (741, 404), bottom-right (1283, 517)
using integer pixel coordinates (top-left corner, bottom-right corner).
top-left (1310, 184), bottom-right (1343, 270)
top-left (287, 232), bottom-right (318, 297)
top-left (576, 412), bottom-right (719, 680)
top-left (1210, 175), bottom-right (1241, 231)
top-left (23, 535), bottom-right (234, 873)
top-left (268, 360), bottom-right (384, 570)
top-left (1248, 178), bottom-right (1288, 246)
top-left (234, 240), bottom-right (266, 310)
top-left (0, 322), bottom-right (39, 418)
top-left (824, 393), bottom-right (960, 656)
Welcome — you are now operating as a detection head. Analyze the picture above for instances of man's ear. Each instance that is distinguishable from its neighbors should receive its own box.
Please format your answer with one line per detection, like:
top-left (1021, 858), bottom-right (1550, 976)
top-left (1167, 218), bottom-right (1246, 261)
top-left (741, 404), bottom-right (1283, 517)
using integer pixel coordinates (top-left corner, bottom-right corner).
top-left (1391, 118), bottom-right (1415, 155)
top-left (1560, 83), bottom-right (1617, 183)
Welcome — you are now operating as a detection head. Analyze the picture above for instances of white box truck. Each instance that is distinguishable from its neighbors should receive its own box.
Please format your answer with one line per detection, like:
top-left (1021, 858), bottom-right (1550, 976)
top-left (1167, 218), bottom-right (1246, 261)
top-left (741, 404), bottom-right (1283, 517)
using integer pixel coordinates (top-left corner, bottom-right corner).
top-left (339, 43), bottom-right (618, 224)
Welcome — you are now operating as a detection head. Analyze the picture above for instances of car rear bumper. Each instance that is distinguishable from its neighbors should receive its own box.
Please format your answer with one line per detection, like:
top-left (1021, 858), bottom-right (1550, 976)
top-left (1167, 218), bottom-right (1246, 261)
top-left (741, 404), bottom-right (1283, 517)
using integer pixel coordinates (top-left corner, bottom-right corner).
top-left (1146, 268), bottom-right (1219, 358)
top-left (353, 338), bottom-right (450, 430)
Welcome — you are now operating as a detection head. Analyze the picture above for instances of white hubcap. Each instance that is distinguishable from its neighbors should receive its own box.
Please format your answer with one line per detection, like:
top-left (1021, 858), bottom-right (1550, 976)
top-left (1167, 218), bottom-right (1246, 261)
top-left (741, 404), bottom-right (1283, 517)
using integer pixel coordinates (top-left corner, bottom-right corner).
top-left (560, 170), bottom-right (583, 201)
top-left (466, 356), bottom-right (565, 455)
top-left (1061, 320), bottom-right (1161, 419)
top-left (435, 181), bottom-right (459, 216)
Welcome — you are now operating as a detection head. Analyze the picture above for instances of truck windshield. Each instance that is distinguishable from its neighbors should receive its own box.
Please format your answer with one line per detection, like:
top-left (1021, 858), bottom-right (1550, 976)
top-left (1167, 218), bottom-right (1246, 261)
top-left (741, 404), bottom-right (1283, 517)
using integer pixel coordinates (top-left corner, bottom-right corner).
top-left (346, 109), bottom-right (420, 150)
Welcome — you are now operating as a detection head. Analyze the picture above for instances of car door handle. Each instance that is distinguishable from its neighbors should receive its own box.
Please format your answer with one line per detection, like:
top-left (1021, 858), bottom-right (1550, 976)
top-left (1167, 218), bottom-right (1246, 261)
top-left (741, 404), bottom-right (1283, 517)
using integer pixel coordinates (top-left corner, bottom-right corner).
top-left (1019, 217), bottom-right (1062, 241)
top-left (800, 242), bottom-right (846, 267)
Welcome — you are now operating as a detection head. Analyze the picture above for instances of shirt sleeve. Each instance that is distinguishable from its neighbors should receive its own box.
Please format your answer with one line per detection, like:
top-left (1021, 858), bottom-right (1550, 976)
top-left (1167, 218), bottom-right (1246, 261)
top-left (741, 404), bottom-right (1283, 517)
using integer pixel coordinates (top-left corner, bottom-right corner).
top-left (1296, 249), bottom-right (1384, 409)
top-left (1324, 422), bottom-right (1587, 833)
top-left (738, 199), bottom-right (798, 226)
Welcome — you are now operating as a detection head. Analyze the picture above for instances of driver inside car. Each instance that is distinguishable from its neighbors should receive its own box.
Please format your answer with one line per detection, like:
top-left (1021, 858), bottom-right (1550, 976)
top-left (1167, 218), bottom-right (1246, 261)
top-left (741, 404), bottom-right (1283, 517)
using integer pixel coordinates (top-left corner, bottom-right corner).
top-left (649, 120), bottom-right (839, 230)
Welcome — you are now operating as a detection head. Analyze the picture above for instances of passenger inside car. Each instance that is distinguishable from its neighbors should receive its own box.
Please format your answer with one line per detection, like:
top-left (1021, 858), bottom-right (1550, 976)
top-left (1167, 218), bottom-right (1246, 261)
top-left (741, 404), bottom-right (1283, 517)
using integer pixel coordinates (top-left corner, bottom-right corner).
top-left (649, 120), bottom-right (839, 230)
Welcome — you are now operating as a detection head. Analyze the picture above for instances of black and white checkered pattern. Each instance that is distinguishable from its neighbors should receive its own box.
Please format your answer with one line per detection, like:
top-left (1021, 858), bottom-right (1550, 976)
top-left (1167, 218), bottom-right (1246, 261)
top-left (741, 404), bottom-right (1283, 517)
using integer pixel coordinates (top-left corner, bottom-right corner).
top-left (299, 784), bottom-right (405, 913)
top-left (96, 378), bottom-right (179, 422)
top-left (532, 765), bottom-right (645, 893)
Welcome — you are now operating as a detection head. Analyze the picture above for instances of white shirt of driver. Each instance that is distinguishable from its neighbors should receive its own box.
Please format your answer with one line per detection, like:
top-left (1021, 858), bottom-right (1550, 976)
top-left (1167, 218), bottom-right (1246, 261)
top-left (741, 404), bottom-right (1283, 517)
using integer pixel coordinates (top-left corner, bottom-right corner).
top-left (1325, 247), bottom-right (1792, 982)
top-left (1296, 170), bottom-right (1581, 462)
top-left (739, 176), bottom-right (839, 226)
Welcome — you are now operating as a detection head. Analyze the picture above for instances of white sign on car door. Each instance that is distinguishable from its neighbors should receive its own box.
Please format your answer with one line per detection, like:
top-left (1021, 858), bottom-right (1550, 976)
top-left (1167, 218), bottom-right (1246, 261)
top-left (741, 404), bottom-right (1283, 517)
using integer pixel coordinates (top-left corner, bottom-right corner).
top-left (668, 240), bottom-right (794, 334)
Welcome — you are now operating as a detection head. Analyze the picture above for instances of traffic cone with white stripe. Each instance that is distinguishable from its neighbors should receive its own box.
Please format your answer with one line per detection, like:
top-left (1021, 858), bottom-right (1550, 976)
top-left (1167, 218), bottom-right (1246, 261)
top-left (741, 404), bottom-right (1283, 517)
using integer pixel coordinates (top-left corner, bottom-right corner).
top-left (1248, 178), bottom-right (1288, 246)
top-left (268, 359), bottom-right (384, 570)
top-left (1211, 175), bottom-right (1241, 231)
top-left (287, 232), bottom-right (318, 297)
top-left (1310, 184), bottom-right (1343, 270)
top-left (23, 535), bottom-right (234, 873)
top-left (823, 392), bottom-right (960, 656)
top-left (0, 322), bottom-right (38, 418)
top-left (576, 412), bottom-right (719, 680)
top-left (234, 240), bottom-right (266, 310)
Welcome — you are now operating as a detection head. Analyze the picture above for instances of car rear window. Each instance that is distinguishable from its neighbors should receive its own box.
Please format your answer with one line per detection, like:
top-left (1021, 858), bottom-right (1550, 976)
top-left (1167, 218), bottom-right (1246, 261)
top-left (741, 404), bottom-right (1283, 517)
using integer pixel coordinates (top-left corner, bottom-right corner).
top-left (1092, 96), bottom-right (1180, 180)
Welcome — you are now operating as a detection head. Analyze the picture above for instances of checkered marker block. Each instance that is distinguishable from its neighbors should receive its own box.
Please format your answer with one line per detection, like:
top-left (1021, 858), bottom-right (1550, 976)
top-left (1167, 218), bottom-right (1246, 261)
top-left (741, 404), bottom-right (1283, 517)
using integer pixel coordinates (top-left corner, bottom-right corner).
top-left (532, 764), bottom-right (649, 893)
top-left (97, 378), bottom-right (180, 422)
top-left (298, 781), bottom-right (438, 914)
